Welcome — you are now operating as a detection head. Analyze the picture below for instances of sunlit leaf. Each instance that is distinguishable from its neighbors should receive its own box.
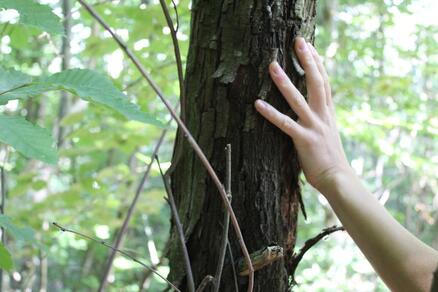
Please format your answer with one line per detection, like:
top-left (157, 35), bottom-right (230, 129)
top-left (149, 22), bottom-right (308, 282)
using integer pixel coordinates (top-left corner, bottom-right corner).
top-left (0, 243), bottom-right (13, 271)
top-left (0, 0), bottom-right (62, 35)
top-left (45, 69), bottom-right (164, 127)
top-left (0, 67), bottom-right (32, 105)
top-left (0, 67), bottom-right (164, 127)
top-left (0, 115), bottom-right (58, 164)
top-left (0, 215), bottom-right (36, 244)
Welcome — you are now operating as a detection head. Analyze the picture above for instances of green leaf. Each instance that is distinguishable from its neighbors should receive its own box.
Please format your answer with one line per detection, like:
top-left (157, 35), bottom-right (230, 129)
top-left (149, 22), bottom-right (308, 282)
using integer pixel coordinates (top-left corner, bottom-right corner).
top-left (0, 66), bottom-right (32, 104)
top-left (0, 67), bottom-right (163, 127)
top-left (0, 83), bottom-right (53, 105)
top-left (45, 69), bottom-right (164, 127)
top-left (0, 215), bottom-right (36, 243)
top-left (0, 243), bottom-right (13, 271)
top-left (0, 0), bottom-right (63, 35)
top-left (0, 67), bottom-right (51, 105)
top-left (0, 115), bottom-right (58, 164)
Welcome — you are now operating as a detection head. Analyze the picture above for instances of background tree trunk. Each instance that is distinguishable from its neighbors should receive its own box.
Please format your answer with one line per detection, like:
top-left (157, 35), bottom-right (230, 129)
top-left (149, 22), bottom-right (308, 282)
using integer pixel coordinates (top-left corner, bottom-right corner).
top-left (168, 0), bottom-right (317, 291)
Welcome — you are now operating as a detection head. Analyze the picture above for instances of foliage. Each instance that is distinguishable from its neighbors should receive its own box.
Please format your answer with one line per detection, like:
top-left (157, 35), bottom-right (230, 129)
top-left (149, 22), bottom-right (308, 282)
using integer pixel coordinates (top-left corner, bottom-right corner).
top-left (0, 0), bottom-right (62, 35)
top-left (0, 242), bottom-right (13, 271)
top-left (0, 114), bottom-right (57, 163)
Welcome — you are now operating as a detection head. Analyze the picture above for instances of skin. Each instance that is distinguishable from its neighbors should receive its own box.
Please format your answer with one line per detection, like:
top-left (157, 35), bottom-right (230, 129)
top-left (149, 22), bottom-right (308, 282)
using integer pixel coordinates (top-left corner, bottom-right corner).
top-left (255, 37), bottom-right (438, 292)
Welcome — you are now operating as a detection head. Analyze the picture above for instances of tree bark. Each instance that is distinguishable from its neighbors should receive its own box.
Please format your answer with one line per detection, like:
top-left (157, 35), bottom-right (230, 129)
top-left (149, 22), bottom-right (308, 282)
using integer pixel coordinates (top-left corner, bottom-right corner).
top-left (167, 0), bottom-right (317, 291)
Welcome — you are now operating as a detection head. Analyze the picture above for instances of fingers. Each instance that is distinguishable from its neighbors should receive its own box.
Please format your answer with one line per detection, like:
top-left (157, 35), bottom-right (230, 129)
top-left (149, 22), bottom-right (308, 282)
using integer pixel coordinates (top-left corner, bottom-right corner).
top-left (307, 43), bottom-right (334, 111)
top-left (269, 61), bottom-right (314, 125)
top-left (294, 37), bottom-right (326, 112)
top-left (254, 99), bottom-right (303, 139)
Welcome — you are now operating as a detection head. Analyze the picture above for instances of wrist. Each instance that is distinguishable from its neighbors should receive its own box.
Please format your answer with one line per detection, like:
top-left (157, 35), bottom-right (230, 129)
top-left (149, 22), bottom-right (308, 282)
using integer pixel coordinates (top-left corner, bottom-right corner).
top-left (313, 165), bottom-right (356, 197)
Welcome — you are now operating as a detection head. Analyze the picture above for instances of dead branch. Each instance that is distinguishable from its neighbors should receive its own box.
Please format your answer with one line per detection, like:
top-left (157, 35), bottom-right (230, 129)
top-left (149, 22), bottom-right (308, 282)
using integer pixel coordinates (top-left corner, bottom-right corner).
top-left (290, 225), bottom-right (345, 285)
top-left (158, 0), bottom-right (185, 122)
top-left (213, 144), bottom-right (232, 292)
top-left (98, 120), bottom-right (171, 292)
top-left (156, 156), bottom-right (195, 292)
top-left (227, 241), bottom-right (240, 291)
top-left (138, 258), bottom-right (164, 292)
top-left (195, 275), bottom-right (214, 292)
top-left (76, 1), bottom-right (254, 290)
top-left (52, 222), bottom-right (181, 292)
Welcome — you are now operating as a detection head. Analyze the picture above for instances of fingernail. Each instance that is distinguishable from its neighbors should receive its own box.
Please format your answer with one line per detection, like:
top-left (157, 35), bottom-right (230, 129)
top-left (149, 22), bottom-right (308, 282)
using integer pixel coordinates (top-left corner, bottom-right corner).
top-left (296, 37), bottom-right (307, 52)
top-left (270, 61), bottom-right (282, 75)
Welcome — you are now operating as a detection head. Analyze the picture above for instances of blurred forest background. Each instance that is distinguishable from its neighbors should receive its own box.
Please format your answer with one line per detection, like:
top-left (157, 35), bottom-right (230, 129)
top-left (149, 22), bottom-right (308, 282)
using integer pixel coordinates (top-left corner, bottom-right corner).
top-left (0, 0), bottom-right (436, 291)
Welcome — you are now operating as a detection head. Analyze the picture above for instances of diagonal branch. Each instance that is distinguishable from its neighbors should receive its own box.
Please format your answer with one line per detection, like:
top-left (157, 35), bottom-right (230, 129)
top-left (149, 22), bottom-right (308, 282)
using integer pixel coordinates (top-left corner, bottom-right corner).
top-left (195, 275), bottom-right (214, 292)
top-left (227, 241), bottom-right (240, 292)
top-left (52, 222), bottom-right (181, 292)
top-left (290, 225), bottom-right (345, 285)
top-left (158, 0), bottom-right (185, 122)
top-left (76, 1), bottom-right (254, 290)
top-left (156, 156), bottom-right (195, 292)
top-left (214, 144), bottom-right (232, 292)
top-left (98, 119), bottom-right (171, 292)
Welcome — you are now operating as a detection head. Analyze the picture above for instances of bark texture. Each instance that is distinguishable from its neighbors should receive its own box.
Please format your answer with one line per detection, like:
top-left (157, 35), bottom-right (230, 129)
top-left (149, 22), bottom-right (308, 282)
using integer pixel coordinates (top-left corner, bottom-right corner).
top-left (167, 0), bottom-right (317, 291)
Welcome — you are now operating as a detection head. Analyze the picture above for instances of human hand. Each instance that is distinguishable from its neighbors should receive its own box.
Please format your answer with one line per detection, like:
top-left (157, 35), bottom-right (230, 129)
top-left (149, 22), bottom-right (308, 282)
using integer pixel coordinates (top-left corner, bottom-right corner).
top-left (254, 37), bottom-right (352, 193)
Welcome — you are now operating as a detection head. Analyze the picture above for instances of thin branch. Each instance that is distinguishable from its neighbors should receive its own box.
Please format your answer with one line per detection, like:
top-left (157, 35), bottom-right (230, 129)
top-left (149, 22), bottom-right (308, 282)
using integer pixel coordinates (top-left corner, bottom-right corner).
top-left (156, 156), bottom-right (195, 292)
top-left (76, 1), bottom-right (254, 290)
top-left (52, 222), bottom-right (181, 292)
top-left (158, 0), bottom-right (185, 122)
top-left (213, 144), bottom-right (232, 292)
top-left (227, 241), bottom-right (240, 292)
top-left (98, 120), bottom-right (171, 292)
top-left (170, 0), bottom-right (179, 32)
top-left (138, 258), bottom-right (164, 292)
top-left (195, 275), bottom-right (214, 292)
top-left (57, 0), bottom-right (72, 147)
top-left (290, 225), bottom-right (345, 285)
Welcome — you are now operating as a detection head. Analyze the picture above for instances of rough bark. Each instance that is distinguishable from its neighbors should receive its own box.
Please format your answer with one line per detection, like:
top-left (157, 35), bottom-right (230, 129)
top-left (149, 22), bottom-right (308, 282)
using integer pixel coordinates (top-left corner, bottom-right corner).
top-left (167, 0), bottom-right (317, 291)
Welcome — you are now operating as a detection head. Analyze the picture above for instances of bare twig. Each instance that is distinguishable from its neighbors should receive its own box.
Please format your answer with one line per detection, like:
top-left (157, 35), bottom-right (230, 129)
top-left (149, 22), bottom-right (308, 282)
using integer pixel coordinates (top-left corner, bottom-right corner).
top-left (52, 222), bottom-right (181, 292)
top-left (138, 259), bottom-right (164, 292)
top-left (76, 1), bottom-right (254, 290)
top-left (214, 144), bottom-right (232, 292)
top-left (227, 242), bottom-right (240, 292)
top-left (170, 0), bottom-right (180, 32)
top-left (290, 225), bottom-right (345, 285)
top-left (195, 275), bottom-right (214, 292)
top-left (98, 121), bottom-right (171, 292)
top-left (156, 156), bottom-right (195, 292)
top-left (158, 0), bottom-right (185, 122)
top-left (57, 0), bottom-right (72, 147)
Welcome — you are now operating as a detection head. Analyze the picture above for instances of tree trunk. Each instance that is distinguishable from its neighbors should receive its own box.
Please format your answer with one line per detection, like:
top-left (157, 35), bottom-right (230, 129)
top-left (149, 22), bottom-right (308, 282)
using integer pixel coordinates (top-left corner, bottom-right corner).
top-left (167, 0), bottom-right (317, 291)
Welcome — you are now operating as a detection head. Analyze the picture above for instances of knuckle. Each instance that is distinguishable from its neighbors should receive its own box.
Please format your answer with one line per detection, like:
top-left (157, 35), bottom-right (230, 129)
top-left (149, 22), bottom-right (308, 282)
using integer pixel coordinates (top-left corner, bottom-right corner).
top-left (278, 79), bottom-right (289, 89)
top-left (301, 134), bottom-right (315, 147)
top-left (303, 54), bottom-right (314, 66)
top-left (314, 75), bottom-right (324, 88)
top-left (293, 96), bottom-right (306, 111)
top-left (280, 116), bottom-right (290, 130)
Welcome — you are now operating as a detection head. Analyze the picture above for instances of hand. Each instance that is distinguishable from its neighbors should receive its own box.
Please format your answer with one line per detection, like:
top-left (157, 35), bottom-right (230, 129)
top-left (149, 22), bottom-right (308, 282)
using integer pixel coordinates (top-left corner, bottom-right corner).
top-left (254, 37), bottom-right (351, 193)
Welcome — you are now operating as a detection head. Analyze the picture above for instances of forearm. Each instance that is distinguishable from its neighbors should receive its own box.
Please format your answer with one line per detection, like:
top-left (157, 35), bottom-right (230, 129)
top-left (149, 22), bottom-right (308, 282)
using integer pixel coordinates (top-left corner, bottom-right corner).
top-left (321, 168), bottom-right (438, 292)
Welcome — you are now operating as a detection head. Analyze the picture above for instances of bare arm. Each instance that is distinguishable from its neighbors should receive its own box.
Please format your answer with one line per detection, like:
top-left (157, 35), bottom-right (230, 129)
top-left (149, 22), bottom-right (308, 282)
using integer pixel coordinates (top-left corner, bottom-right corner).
top-left (254, 37), bottom-right (438, 292)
